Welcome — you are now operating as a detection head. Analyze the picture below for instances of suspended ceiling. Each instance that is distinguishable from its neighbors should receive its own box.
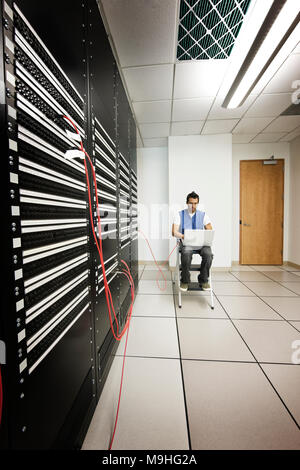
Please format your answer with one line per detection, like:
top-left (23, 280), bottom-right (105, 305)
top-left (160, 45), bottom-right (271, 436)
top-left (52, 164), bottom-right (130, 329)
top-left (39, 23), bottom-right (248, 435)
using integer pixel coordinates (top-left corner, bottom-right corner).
top-left (98, 0), bottom-right (300, 147)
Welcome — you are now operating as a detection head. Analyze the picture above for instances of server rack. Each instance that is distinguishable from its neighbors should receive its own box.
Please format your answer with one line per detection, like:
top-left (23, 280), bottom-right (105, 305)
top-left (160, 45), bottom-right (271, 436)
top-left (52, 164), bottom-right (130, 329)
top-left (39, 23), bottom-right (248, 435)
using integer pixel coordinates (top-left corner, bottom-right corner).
top-left (0, 0), bottom-right (138, 449)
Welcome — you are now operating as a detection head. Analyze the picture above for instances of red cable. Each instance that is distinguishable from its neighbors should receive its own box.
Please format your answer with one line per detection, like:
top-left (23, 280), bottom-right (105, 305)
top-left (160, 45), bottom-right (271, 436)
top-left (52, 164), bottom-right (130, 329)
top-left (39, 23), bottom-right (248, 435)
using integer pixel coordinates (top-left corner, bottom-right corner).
top-left (108, 266), bottom-right (135, 450)
top-left (138, 228), bottom-right (177, 291)
top-left (63, 115), bottom-right (131, 341)
top-left (62, 115), bottom-right (178, 449)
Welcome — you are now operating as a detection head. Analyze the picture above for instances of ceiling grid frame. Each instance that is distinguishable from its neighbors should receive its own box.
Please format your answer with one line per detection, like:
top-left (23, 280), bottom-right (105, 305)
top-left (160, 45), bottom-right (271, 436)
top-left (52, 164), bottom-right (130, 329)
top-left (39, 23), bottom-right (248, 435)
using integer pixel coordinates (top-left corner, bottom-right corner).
top-left (99, 0), bottom-right (300, 146)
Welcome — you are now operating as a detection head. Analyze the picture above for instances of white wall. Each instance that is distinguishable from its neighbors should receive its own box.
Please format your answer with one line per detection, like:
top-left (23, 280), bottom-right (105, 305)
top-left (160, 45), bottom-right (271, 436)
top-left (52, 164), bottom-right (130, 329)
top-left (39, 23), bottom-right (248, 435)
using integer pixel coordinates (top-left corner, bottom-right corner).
top-left (137, 147), bottom-right (169, 261)
top-left (168, 134), bottom-right (232, 267)
top-left (232, 142), bottom-right (290, 262)
top-left (137, 139), bottom-right (294, 267)
top-left (289, 136), bottom-right (300, 265)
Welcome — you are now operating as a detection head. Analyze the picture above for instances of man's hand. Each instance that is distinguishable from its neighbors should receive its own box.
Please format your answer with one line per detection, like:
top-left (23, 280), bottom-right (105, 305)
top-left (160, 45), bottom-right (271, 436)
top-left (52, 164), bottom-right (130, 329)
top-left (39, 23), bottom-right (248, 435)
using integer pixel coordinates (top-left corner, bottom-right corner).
top-left (172, 223), bottom-right (184, 239)
top-left (205, 223), bottom-right (213, 230)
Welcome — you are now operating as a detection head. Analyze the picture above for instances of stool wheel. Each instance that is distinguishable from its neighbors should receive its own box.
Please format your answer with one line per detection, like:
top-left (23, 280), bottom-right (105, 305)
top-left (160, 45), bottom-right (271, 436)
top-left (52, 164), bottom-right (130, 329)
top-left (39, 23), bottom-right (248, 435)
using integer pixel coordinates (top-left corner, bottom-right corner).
top-left (211, 307), bottom-right (214, 310)
top-left (179, 305), bottom-right (182, 308)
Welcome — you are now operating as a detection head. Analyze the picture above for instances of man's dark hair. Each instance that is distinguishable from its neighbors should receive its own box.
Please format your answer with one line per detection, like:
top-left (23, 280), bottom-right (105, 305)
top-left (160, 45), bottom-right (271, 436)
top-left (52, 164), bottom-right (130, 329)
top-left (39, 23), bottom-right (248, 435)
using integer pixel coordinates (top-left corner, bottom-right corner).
top-left (186, 191), bottom-right (199, 203)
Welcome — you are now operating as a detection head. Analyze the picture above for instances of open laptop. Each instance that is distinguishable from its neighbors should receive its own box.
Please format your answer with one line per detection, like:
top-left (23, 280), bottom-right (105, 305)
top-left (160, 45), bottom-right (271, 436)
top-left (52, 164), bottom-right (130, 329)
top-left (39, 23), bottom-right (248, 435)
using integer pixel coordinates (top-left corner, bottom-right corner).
top-left (182, 229), bottom-right (215, 247)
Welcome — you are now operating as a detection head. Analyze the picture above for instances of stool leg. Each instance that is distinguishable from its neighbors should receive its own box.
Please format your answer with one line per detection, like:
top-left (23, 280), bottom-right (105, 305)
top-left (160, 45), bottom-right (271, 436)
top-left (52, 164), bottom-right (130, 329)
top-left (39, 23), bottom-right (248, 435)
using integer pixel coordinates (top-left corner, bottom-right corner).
top-left (209, 271), bottom-right (214, 310)
top-left (177, 247), bottom-right (182, 308)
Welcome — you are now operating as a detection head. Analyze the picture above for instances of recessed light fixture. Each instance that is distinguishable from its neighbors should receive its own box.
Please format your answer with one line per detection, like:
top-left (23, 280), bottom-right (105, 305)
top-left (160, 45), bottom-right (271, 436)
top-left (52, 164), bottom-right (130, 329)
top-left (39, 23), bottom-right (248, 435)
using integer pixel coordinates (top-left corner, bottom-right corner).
top-left (222, 0), bottom-right (300, 109)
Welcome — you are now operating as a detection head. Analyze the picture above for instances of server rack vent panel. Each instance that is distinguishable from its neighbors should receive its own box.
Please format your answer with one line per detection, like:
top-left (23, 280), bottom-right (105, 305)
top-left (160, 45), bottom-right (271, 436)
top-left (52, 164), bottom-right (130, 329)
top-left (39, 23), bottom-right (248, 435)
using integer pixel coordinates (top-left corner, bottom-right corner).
top-left (1, 0), bottom-right (138, 449)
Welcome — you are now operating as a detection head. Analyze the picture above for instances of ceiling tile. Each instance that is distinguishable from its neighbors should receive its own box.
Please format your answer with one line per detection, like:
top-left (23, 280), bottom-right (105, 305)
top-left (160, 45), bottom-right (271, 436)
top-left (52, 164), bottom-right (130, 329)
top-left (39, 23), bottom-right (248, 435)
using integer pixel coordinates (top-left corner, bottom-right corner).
top-left (143, 137), bottom-right (168, 148)
top-left (208, 94), bottom-right (257, 120)
top-left (101, 0), bottom-right (177, 67)
top-left (139, 122), bottom-right (170, 139)
top-left (232, 134), bottom-right (257, 144)
top-left (133, 101), bottom-right (172, 123)
top-left (173, 60), bottom-right (229, 99)
top-left (172, 97), bottom-right (214, 121)
top-left (171, 121), bottom-right (204, 136)
top-left (202, 119), bottom-right (239, 135)
top-left (262, 116), bottom-right (300, 133)
top-left (279, 126), bottom-right (300, 142)
top-left (245, 93), bottom-right (293, 118)
top-left (263, 55), bottom-right (300, 94)
top-left (233, 117), bottom-right (274, 134)
top-left (251, 133), bottom-right (287, 143)
top-left (123, 65), bottom-right (174, 102)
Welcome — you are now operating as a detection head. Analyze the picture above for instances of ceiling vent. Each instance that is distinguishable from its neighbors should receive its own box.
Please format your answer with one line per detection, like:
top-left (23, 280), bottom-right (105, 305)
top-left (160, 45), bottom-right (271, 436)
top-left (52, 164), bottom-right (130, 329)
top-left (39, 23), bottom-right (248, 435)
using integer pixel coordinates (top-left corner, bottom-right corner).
top-left (177, 0), bottom-right (252, 60)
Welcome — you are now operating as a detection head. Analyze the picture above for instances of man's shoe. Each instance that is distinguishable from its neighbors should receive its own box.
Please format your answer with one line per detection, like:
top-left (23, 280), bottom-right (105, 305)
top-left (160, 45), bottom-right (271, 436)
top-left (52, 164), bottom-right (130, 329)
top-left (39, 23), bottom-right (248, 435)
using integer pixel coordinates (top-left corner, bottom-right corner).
top-left (180, 282), bottom-right (188, 292)
top-left (200, 282), bottom-right (211, 291)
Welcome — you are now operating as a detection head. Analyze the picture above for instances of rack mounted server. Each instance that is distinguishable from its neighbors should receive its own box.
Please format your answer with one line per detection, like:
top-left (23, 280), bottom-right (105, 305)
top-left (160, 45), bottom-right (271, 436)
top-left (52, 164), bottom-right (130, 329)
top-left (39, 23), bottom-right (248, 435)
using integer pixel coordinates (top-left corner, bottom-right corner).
top-left (0, 0), bottom-right (138, 449)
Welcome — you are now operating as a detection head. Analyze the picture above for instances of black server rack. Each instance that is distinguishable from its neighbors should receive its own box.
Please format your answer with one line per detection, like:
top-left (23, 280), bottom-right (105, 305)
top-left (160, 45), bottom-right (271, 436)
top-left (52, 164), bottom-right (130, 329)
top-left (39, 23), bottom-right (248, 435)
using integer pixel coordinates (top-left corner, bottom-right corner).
top-left (0, 0), bottom-right (138, 449)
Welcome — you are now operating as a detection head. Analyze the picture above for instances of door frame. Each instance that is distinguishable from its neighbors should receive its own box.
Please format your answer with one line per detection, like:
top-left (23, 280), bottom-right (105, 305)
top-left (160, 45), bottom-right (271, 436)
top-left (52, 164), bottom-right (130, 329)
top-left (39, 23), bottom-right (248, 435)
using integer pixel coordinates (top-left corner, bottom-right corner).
top-left (239, 158), bottom-right (284, 265)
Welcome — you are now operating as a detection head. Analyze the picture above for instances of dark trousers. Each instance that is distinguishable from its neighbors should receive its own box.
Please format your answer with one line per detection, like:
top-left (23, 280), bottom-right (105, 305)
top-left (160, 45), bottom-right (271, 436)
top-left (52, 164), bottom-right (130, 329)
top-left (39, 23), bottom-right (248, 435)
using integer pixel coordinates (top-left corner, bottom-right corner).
top-left (180, 244), bottom-right (213, 284)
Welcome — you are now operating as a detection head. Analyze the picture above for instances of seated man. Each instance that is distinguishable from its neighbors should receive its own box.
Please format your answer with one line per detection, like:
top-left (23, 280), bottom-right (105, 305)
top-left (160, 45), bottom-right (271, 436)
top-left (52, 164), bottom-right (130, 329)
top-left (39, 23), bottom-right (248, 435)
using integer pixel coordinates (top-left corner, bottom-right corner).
top-left (172, 191), bottom-right (213, 292)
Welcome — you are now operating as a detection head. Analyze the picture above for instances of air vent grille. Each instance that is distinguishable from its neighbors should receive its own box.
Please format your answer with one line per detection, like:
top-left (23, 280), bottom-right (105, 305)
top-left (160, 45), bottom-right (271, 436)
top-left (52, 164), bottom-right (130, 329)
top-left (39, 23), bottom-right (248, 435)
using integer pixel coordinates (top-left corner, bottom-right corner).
top-left (177, 0), bottom-right (252, 60)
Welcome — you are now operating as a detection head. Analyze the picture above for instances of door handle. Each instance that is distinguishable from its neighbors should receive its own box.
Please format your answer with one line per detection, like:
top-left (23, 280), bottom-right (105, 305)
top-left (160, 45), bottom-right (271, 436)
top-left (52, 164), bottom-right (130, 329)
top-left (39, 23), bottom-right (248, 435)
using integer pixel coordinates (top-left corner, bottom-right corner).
top-left (243, 223), bottom-right (251, 227)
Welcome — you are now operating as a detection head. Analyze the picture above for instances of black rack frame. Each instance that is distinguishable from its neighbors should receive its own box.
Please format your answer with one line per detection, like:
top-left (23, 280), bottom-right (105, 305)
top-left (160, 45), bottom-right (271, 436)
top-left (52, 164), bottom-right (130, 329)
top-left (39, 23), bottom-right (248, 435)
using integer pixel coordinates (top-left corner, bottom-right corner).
top-left (0, 0), bottom-right (138, 450)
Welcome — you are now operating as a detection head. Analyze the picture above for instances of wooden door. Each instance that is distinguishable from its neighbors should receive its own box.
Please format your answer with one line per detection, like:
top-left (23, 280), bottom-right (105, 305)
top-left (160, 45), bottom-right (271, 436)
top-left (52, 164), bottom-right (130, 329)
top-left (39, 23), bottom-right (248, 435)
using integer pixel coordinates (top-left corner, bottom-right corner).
top-left (240, 159), bottom-right (284, 265)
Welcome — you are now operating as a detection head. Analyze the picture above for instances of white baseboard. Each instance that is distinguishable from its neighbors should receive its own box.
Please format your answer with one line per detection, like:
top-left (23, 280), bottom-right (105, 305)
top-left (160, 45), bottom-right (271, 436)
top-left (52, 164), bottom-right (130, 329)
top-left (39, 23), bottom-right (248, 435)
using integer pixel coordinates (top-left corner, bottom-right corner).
top-left (139, 259), bottom-right (300, 270)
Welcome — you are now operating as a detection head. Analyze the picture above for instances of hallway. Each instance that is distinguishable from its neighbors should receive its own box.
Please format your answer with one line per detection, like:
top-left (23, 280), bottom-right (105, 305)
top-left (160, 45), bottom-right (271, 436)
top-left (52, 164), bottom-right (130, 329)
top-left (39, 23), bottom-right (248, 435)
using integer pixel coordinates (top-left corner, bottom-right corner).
top-left (83, 264), bottom-right (300, 450)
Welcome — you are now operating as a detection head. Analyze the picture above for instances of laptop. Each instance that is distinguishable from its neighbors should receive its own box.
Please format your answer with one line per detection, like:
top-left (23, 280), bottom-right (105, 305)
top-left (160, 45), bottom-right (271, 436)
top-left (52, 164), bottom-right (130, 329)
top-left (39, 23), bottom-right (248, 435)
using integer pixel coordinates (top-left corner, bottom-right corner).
top-left (182, 229), bottom-right (214, 247)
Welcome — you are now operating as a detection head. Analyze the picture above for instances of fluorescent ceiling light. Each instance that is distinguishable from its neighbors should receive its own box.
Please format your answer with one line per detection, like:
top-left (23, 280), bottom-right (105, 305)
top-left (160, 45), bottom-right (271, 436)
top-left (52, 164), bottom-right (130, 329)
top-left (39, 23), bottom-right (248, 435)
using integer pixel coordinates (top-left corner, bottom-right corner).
top-left (223, 0), bottom-right (300, 109)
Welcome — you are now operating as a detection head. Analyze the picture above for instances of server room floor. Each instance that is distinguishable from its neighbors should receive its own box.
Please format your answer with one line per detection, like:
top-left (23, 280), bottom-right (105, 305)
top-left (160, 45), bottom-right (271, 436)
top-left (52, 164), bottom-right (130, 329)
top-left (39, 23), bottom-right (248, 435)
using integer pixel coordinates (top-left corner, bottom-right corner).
top-left (82, 264), bottom-right (300, 450)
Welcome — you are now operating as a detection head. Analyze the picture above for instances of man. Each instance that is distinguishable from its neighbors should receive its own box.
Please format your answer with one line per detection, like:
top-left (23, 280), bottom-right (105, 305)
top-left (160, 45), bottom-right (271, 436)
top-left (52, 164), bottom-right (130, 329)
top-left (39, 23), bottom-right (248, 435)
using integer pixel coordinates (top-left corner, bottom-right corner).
top-left (172, 191), bottom-right (213, 292)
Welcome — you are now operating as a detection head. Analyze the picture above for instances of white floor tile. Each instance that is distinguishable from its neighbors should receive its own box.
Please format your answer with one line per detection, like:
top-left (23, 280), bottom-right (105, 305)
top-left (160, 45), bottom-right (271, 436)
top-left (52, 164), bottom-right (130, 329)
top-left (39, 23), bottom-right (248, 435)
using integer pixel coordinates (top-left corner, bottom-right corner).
top-left (231, 271), bottom-right (273, 282)
top-left (82, 353), bottom-right (125, 450)
top-left (212, 281), bottom-right (256, 296)
top-left (175, 295), bottom-right (227, 318)
top-left (208, 271), bottom-right (238, 282)
top-left (140, 270), bottom-right (172, 281)
top-left (233, 320), bottom-right (300, 363)
top-left (116, 316), bottom-right (179, 359)
top-left (177, 318), bottom-right (255, 362)
top-left (262, 271), bottom-right (300, 282)
top-left (261, 364), bottom-right (300, 426)
top-left (138, 279), bottom-right (173, 295)
top-left (83, 356), bottom-right (189, 450)
top-left (182, 361), bottom-right (300, 449)
top-left (291, 322), bottom-right (300, 333)
top-left (243, 282), bottom-right (298, 297)
top-left (229, 265), bottom-right (256, 271)
top-left (261, 297), bottom-right (300, 321)
top-left (132, 294), bottom-right (175, 317)
top-left (217, 296), bottom-right (281, 320)
top-left (83, 264), bottom-right (300, 451)
top-left (278, 282), bottom-right (300, 295)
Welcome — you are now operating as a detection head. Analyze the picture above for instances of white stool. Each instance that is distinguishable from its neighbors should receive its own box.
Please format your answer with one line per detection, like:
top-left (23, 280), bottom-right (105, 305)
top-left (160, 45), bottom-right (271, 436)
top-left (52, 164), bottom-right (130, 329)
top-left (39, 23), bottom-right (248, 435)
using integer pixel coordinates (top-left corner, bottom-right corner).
top-left (173, 243), bottom-right (214, 310)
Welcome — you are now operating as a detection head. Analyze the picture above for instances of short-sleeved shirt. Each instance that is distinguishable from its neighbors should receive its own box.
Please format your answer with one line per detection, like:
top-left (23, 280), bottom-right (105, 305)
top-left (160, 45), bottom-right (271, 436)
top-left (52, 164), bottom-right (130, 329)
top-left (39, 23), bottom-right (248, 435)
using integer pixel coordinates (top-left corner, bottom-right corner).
top-left (173, 210), bottom-right (211, 229)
